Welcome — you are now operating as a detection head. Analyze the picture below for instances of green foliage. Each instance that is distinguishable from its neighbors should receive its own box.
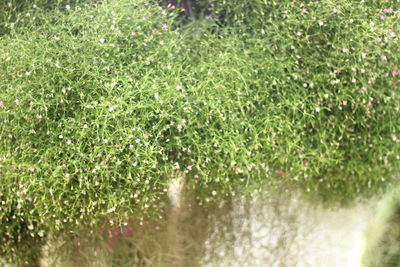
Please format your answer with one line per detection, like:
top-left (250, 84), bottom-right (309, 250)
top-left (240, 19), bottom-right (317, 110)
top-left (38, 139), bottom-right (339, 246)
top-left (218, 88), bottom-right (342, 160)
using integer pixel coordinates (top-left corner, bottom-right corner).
top-left (0, 0), bottom-right (399, 264)
top-left (207, 0), bottom-right (400, 32)
top-left (0, 0), bottom-right (93, 36)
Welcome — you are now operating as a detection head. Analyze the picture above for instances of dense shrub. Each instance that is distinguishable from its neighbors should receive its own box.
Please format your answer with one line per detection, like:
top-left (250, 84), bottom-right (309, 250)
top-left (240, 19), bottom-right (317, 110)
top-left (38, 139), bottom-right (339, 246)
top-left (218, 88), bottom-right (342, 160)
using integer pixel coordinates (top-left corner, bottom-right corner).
top-left (0, 0), bottom-right (184, 263)
top-left (0, 0), bottom-right (93, 35)
top-left (0, 0), bottom-right (399, 264)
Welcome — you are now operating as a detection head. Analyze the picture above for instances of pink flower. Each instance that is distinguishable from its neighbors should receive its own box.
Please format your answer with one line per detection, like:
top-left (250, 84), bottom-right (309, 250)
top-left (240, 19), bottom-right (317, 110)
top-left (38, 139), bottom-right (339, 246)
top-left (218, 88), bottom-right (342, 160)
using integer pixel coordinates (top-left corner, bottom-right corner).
top-left (112, 227), bottom-right (122, 237)
top-left (36, 114), bottom-right (43, 119)
top-left (28, 167), bottom-right (35, 173)
top-left (333, 8), bottom-right (338, 13)
top-left (301, 8), bottom-right (307, 13)
top-left (296, 31), bottom-right (303, 36)
top-left (142, 16), bottom-right (147, 21)
top-left (66, 139), bottom-right (72, 144)
top-left (162, 24), bottom-right (168, 30)
top-left (304, 160), bottom-right (310, 167)
top-left (7, 2), bottom-right (12, 7)
top-left (0, 101), bottom-right (3, 108)
top-left (155, 226), bottom-right (161, 230)
top-left (391, 69), bottom-right (398, 76)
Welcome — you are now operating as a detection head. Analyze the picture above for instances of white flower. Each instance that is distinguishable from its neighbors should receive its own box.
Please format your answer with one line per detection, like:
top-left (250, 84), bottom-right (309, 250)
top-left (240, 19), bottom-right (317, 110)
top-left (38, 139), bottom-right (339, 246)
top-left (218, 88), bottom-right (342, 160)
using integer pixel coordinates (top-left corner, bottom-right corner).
top-left (315, 107), bottom-right (320, 112)
top-left (66, 5), bottom-right (71, 10)
top-left (135, 138), bottom-right (140, 143)
top-left (108, 207), bottom-right (115, 213)
top-left (99, 38), bottom-right (105, 44)
top-left (108, 106), bottom-right (114, 112)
